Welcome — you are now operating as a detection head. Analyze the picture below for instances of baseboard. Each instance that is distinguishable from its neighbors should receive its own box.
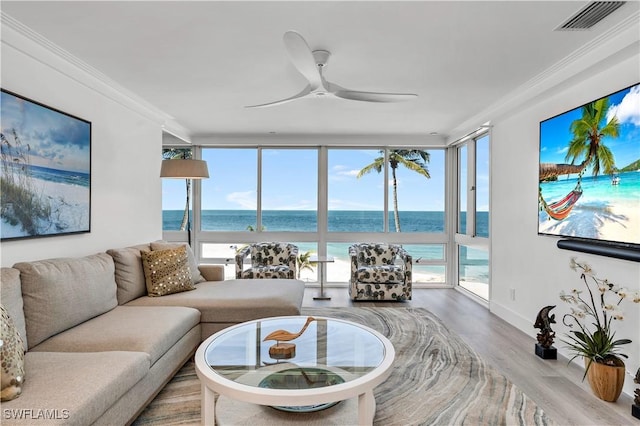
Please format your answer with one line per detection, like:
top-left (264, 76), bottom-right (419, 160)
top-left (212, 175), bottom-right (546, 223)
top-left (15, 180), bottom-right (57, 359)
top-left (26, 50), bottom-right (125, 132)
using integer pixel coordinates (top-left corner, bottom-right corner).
top-left (490, 300), bottom-right (536, 338)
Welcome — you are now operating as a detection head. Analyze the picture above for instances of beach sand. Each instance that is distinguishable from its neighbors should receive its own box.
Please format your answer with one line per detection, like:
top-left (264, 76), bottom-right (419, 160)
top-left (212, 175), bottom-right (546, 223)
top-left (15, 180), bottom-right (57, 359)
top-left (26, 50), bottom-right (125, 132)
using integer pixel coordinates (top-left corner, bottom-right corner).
top-left (1, 177), bottom-right (89, 238)
top-left (539, 201), bottom-right (640, 245)
top-left (598, 203), bottom-right (640, 244)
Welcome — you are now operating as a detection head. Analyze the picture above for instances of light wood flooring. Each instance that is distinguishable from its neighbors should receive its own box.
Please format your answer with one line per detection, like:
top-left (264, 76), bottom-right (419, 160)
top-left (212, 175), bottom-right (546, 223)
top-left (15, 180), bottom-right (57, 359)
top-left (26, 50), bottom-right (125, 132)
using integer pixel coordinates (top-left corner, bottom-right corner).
top-left (303, 287), bottom-right (636, 426)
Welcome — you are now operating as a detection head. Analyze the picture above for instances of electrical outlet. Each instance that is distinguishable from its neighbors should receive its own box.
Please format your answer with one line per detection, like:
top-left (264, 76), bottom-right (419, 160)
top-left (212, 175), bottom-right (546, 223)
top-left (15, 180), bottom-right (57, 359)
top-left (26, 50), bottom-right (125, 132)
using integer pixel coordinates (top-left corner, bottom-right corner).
top-left (509, 288), bottom-right (516, 301)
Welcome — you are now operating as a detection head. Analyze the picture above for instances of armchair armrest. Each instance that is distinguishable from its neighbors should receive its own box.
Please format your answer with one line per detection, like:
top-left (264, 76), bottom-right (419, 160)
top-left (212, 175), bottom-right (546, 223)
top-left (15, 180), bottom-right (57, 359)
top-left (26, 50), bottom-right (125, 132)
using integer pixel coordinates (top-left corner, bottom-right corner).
top-left (235, 246), bottom-right (251, 279)
top-left (198, 264), bottom-right (225, 282)
top-left (396, 247), bottom-right (412, 285)
top-left (396, 247), bottom-right (412, 264)
top-left (287, 245), bottom-right (299, 272)
top-left (348, 245), bottom-right (359, 279)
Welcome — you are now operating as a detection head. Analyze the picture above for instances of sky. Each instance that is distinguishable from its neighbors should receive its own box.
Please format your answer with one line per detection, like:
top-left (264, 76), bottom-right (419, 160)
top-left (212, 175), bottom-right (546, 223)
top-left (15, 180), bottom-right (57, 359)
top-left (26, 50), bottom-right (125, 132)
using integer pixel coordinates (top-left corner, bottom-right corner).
top-left (539, 84), bottom-right (640, 174)
top-left (0, 91), bottom-right (91, 174)
top-left (162, 148), bottom-right (455, 211)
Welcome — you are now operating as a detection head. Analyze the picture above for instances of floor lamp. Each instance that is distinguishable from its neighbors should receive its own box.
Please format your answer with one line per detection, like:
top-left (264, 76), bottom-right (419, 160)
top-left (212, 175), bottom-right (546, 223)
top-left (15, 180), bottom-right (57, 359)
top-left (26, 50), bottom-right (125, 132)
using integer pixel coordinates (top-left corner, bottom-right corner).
top-left (160, 159), bottom-right (209, 246)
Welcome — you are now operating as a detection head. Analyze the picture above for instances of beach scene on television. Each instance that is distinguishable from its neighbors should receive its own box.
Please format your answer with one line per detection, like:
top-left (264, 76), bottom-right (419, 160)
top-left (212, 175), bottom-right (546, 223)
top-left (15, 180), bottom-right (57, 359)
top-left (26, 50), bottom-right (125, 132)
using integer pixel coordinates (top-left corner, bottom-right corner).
top-left (1, 90), bottom-right (91, 240)
top-left (538, 83), bottom-right (640, 246)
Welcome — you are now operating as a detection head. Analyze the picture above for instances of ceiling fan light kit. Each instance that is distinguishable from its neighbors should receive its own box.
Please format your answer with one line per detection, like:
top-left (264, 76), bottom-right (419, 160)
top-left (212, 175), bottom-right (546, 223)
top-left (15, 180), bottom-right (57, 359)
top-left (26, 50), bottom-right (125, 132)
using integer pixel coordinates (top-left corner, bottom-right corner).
top-left (245, 31), bottom-right (417, 108)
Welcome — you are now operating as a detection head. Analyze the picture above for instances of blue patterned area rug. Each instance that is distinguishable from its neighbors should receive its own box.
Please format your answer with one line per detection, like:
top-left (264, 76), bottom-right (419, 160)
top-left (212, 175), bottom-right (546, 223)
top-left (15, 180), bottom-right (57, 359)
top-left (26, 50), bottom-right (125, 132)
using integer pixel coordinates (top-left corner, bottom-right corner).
top-left (133, 307), bottom-right (555, 425)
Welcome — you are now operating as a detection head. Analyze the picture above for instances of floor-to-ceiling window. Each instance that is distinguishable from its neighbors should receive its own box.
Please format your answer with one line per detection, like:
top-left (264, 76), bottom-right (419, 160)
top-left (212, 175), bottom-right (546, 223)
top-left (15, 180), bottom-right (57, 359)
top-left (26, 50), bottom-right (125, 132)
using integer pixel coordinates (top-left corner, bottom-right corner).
top-left (454, 132), bottom-right (490, 300)
top-left (163, 145), bottom-right (449, 286)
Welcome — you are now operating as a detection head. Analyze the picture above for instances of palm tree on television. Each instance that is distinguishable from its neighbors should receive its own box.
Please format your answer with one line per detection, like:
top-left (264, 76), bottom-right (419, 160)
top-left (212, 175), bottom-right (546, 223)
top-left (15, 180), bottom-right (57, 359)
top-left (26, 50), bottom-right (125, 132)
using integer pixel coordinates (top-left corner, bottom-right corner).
top-left (358, 149), bottom-right (430, 232)
top-left (539, 97), bottom-right (619, 220)
top-left (539, 97), bottom-right (619, 181)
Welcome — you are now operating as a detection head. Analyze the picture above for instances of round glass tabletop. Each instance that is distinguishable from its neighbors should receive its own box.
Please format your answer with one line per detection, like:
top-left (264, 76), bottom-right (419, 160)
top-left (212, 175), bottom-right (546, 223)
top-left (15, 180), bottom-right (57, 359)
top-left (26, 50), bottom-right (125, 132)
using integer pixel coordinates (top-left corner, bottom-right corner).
top-left (203, 316), bottom-right (388, 411)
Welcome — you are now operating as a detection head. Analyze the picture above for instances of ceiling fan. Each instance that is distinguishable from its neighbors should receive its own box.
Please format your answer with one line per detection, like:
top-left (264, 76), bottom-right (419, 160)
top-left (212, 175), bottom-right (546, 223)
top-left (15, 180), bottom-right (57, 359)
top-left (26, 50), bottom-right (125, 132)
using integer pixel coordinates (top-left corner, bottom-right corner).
top-left (245, 31), bottom-right (418, 108)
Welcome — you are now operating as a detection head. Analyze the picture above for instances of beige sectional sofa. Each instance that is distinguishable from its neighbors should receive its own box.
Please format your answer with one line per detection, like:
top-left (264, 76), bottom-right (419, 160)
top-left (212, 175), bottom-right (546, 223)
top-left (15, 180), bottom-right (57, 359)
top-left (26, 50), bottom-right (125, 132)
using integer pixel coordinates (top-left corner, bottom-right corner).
top-left (1, 242), bottom-right (305, 425)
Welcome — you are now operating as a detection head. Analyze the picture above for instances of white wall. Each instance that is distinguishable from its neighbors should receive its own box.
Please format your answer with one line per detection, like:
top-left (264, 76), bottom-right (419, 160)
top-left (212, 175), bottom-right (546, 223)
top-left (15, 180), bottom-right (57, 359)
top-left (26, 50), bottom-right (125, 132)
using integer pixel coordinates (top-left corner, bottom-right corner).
top-left (490, 52), bottom-right (640, 396)
top-left (1, 25), bottom-right (163, 267)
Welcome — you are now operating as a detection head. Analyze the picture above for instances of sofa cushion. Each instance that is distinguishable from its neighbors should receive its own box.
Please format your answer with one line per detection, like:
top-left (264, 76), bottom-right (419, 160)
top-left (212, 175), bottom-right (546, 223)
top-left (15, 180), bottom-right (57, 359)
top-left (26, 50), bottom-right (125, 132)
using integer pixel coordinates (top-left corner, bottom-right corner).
top-left (0, 268), bottom-right (27, 351)
top-left (240, 265), bottom-right (293, 279)
top-left (141, 246), bottom-right (194, 297)
top-left (356, 265), bottom-right (404, 283)
top-left (30, 306), bottom-right (200, 365)
top-left (151, 241), bottom-right (205, 284)
top-left (1, 351), bottom-right (149, 426)
top-left (1, 305), bottom-right (25, 402)
top-left (106, 243), bottom-right (151, 305)
top-left (14, 253), bottom-right (118, 349)
top-left (126, 279), bottom-right (304, 324)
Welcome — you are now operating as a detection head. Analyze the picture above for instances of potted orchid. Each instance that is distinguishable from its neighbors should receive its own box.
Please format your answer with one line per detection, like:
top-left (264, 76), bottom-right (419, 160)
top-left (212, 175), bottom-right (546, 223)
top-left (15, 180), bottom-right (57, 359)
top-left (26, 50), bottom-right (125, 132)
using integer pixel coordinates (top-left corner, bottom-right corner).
top-left (559, 258), bottom-right (639, 402)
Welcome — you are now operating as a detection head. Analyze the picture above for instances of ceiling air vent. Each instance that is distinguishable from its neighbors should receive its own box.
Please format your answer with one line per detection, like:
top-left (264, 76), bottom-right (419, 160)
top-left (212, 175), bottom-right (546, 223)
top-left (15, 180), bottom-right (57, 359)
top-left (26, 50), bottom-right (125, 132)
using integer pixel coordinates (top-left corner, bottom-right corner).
top-left (557, 1), bottom-right (626, 30)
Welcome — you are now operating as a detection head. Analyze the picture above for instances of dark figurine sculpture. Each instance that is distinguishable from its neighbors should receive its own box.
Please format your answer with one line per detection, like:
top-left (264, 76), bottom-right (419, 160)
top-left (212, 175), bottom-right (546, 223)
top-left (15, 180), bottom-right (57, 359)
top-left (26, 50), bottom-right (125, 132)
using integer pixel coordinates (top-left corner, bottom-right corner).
top-left (533, 305), bottom-right (557, 359)
top-left (534, 305), bottom-right (556, 348)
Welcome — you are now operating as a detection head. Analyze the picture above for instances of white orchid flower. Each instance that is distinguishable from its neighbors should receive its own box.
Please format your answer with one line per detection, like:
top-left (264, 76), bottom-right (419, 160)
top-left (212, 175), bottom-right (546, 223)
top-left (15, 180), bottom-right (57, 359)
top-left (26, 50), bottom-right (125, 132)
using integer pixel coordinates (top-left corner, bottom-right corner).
top-left (571, 307), bottom-right (586, 319)
top-left (569, 257), bottom-right (578, 271)
top-left (559, 290), bottom-right (576, 303)
top-left (612, 310), bottom-right (625, 321)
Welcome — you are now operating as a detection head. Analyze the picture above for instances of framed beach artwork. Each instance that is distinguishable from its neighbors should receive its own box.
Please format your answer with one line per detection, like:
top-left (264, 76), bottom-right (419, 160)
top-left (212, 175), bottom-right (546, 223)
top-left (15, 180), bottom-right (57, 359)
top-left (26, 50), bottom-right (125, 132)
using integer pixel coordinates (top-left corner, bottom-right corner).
top-left (1, 89), bottom-right (91, 241)
top-left (538, 83), bottom-right (640, 249)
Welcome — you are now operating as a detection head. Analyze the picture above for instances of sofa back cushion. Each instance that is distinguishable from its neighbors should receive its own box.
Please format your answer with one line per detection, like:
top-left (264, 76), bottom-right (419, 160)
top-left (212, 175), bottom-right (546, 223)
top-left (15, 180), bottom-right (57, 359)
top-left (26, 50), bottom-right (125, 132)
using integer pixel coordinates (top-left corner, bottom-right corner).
top-left (0, 268), bottom-right (28, 351)
top-left (150, 241), bottom-right (205, 284)
top-left (106, 244), bottom-right (151, 304)
top-left (14, 253), bottom-right (118, 349)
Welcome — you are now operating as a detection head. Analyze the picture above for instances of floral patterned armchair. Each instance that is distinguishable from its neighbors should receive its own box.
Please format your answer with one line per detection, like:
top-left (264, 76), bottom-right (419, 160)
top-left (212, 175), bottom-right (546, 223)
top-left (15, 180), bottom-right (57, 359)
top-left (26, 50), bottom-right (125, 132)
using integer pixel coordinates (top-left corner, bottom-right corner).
top-left (348, 243), bottom-right (412, 301)
top-left (235, 242), bottom-right (298, 279)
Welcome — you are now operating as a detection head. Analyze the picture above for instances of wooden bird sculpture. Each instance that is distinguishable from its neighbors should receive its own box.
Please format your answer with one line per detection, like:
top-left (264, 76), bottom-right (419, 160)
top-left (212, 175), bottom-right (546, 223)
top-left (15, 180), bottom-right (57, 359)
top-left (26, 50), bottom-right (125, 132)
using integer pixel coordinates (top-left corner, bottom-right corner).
top-left (264, 316), bottom-right (316, 345)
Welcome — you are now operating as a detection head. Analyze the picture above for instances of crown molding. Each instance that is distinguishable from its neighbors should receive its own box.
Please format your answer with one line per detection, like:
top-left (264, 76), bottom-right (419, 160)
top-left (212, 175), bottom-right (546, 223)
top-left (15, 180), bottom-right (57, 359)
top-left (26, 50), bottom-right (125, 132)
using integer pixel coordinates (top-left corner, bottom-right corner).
top-left (447, 10), bottom-right (640, 144)
top-left (1, 11), bottom-right (189, 137)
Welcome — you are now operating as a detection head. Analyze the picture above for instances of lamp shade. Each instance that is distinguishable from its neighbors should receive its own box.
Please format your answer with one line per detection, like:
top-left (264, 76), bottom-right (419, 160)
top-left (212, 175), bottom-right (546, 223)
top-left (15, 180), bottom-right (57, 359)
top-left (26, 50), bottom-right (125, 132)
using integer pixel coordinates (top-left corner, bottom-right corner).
top-left (160, 159), bottom-right (209, 179)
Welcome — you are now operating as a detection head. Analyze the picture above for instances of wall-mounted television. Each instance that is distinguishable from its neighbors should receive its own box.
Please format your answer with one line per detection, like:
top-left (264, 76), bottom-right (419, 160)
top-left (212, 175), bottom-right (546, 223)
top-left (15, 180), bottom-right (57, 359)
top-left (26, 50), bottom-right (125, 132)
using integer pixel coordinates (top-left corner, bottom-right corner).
top-left (538, 83), bottom-right (640, 256)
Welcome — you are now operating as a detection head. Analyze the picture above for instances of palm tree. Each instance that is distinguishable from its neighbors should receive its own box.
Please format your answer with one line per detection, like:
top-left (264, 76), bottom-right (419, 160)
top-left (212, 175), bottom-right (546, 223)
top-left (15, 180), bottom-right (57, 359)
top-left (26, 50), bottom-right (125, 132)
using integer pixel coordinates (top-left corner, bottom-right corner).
top-left (162, 148), bottom-right (192, 231)
top-left (539, 98), bottom-right (619, 181)
top-left (358, 149), bottom-right (430, 232)
top-left (296, 250), bottom-right (317, 279)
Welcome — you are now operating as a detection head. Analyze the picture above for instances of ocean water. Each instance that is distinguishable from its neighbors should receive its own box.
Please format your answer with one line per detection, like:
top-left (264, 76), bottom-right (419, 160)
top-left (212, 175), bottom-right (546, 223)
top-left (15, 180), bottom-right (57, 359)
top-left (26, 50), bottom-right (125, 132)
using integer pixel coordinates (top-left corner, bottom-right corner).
top-left (539, 170), bottom-right (640, 206)
top-left (164, 210), bottom-right (489, 234)
top-left (28, 164), bottom-right (90, 187)
top-left (163, 209), bottom-right (490, 282)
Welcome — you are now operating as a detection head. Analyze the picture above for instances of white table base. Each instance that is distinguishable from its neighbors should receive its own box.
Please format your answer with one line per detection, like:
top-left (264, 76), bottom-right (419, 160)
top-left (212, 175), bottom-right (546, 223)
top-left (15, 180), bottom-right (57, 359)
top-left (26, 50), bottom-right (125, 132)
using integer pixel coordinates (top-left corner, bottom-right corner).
top-left (214, 394), bottom-right (362, 425)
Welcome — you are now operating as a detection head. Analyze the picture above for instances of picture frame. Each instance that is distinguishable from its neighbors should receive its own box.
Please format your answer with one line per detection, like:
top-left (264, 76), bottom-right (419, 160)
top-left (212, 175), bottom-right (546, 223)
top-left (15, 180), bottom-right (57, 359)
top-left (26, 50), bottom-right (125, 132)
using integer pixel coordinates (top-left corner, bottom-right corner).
top-left (1, 89), bottom-right (91, 241)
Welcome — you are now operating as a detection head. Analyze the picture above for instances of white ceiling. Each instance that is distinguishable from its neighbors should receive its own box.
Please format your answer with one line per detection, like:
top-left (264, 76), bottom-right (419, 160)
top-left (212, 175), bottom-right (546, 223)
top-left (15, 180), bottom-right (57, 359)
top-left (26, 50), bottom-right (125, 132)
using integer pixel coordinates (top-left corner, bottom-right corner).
top-left (1, 1), bottom-right (637, 140)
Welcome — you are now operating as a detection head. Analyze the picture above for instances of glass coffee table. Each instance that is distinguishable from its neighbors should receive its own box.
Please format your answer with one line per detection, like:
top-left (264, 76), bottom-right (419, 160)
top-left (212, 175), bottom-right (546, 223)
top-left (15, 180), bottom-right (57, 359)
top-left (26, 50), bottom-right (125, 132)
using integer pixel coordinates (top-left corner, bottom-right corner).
top-left (195, 316), bottom-right (394, 425)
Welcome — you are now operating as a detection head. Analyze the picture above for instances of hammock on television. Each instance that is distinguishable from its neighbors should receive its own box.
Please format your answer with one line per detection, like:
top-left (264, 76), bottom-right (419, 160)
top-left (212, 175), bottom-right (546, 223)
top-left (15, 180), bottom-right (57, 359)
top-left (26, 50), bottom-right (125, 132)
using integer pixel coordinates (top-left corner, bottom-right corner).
top-left (539, 181), bottom-right (583, 221)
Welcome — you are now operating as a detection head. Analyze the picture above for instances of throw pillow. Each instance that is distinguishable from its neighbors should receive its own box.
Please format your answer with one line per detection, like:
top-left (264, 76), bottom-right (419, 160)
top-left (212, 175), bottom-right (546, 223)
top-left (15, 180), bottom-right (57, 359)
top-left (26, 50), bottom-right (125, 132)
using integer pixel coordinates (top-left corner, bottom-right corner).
top-left (150, 241), bottom-right (205, 284)
top-left (141, 245), bottom-right (194, 297)
top-left (1, 305), bottom-right (25, 402)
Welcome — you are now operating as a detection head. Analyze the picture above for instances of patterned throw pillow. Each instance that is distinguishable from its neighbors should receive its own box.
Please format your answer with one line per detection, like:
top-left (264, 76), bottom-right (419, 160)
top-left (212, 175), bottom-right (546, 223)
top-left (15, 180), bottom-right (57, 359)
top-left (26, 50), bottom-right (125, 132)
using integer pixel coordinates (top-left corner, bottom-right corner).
top-left (1, 305), bottom-right (25, 401)
top-left (141, 246), bottom-right (194, 297)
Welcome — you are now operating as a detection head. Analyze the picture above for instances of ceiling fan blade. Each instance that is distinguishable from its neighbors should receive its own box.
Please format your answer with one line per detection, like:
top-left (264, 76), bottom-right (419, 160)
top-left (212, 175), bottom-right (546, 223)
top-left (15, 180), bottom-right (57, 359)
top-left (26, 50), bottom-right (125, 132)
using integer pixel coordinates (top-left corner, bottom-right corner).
top-left (283, 31), bottom-right (323, 89)
top-left (244, 85), bottom-right (313, 108)
top-left (333, 89), bottom-right (418, 103)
